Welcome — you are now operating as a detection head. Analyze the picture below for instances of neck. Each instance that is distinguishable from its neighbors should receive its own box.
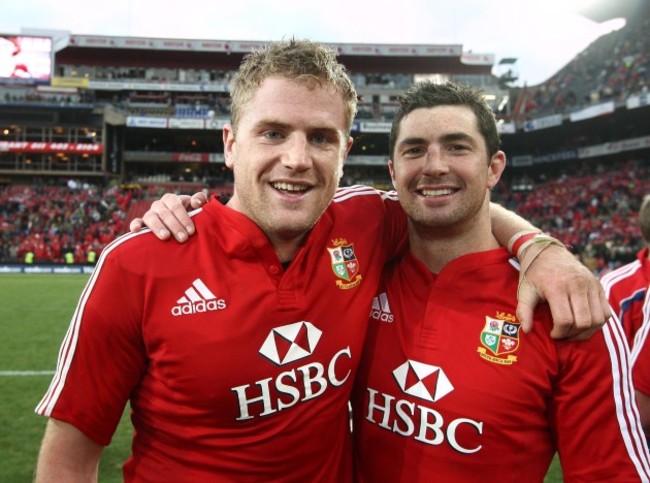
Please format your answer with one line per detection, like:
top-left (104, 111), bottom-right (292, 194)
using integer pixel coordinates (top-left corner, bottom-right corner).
top-left (267, 233), bottom-right (306, 263)
top-left (224, 196), bottom-right (306, 264)
top-left (408, 207), bottom-right (499, 274)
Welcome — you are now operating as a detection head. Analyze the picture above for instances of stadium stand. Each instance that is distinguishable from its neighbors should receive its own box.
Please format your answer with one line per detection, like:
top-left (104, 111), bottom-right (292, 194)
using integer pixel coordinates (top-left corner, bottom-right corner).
top-left (513, 15), bottom-right (649, 120)
top-left (0, 5), bottom-right (649, 272)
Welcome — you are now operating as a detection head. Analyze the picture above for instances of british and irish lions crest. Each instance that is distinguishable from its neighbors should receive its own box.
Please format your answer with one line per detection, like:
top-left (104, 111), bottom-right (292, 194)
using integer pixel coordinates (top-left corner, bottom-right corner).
top-left (328, 238), bottom-right (363, 290)
top-left (477, 312), bottom-right (521, 365)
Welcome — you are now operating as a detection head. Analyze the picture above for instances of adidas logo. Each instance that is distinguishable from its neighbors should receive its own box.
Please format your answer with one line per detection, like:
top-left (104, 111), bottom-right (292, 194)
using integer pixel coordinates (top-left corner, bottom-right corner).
top-left (370, 292), bottom-right (393, 323)
top-left (171, 278), bottom-right (227, 317)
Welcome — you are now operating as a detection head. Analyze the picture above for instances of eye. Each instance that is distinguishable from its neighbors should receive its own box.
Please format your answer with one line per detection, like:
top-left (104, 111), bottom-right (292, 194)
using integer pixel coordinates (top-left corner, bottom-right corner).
top-left (402, 146), bottom-right (425, 156)
top-left (263, 131), bottom-right (284, 140)
top-left (449, 144), bottom-right (470, 152)
top-left (311, 132), bottom-right (330, 145)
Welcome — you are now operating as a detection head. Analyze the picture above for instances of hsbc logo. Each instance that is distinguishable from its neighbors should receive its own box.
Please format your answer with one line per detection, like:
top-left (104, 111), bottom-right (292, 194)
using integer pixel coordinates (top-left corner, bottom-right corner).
top-left (259, 321), bottom-right (322, 365)
top-left (365, 359), bottom-right (483, 454)
top-left (231, 321), bottom-right (351, 421)
top-left (393, 360), bottom-right (454, 402)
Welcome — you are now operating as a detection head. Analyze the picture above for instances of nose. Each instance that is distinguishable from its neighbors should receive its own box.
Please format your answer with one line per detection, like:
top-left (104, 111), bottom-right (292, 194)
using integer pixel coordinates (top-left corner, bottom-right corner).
top-left (281, 134), bottom-right (312, 171)
top-left (422, 147), bottom-right (449, 176)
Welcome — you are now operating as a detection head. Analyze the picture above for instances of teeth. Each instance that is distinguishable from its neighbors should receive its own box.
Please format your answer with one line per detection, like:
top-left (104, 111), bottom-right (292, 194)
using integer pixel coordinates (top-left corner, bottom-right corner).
top-left (272, 182), bottom-right (308, 192)
top-left (421, 188), bottom-right (454, 197)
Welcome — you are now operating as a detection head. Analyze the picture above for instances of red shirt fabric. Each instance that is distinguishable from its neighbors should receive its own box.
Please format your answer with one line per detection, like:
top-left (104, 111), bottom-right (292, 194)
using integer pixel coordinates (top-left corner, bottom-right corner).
top-left (601, 247), bottom-right (650, 348)
top-left (36, 186), bottom-right (406, 482)
top-left (632, 289), bottom-right (650, 394)
top-left (353, 249), bottom-right (650, 482)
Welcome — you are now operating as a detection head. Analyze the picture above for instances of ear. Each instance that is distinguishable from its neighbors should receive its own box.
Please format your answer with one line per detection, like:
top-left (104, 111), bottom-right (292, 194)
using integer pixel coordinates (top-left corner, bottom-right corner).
top-left (487, 151), bottom-right (506, 190)
top-left (388, 160), bottom-right (397, 190)
top-left (342, 135), bottom-right (353, 165)
top-left (223, 124), bottom-right (235, 169)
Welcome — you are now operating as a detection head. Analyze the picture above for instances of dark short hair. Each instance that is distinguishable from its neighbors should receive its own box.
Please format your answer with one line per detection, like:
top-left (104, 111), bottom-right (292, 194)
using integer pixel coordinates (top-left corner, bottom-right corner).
top-left (389, 80), bottom-right (500, 159)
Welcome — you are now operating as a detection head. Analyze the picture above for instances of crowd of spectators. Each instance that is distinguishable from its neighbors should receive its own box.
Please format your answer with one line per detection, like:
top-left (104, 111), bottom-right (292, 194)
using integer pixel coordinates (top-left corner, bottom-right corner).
top-left (517, 16), bottom-right (649, 119)
top-left (0, 180), bottom-right (132, 264)
top-left (0, 157), bottom-right (647, 274)
top-left (498, 158), bottom-right (650, 275)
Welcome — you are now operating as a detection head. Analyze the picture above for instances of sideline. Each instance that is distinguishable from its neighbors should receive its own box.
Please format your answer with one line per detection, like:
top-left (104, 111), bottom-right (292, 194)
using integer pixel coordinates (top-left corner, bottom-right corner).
top-left (0, 264), bottom-right (94, 274)
top-left (0, 370), bottom-right (55, 376)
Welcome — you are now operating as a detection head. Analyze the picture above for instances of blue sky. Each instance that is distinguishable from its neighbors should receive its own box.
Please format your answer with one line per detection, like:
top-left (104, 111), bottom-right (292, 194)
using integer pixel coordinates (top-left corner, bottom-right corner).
top-left (0, 0), bottom-right (626, 86)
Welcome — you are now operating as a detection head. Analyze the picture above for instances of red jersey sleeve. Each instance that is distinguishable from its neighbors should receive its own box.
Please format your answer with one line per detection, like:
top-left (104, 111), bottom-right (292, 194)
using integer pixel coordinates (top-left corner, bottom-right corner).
top-left (632, 287), bottom-right (650, 395)
top-left (35, 232), bottom-right (148, 445)
top-left (551, 319), bottom-right (650, 480)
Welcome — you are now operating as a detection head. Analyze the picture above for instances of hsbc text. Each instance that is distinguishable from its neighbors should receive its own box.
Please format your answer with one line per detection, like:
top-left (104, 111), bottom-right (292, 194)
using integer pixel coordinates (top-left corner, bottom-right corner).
top-left (365, 388), bottom-right (484, 454)
top-left (232, 347), bottom-right (352, 420)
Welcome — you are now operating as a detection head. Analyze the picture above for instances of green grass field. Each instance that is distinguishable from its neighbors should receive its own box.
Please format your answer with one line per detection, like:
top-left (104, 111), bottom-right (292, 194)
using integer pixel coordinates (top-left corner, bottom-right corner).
top-left (0, 273), bottom-right (563, 482)
top-left (0, 274), bottom-right (132, 483)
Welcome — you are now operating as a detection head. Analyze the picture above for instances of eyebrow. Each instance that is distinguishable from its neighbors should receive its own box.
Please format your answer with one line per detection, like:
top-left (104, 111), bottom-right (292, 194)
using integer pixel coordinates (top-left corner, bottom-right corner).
top-left (254, 119), bottom-right (343, 139)
top-left (253, 119), bottom-right (291, 131)
top-left (398, 132), bottom-right (477, 148)
top-left (439, 132), bottom-right (476, 144)
top-left (397, 136), bottom-right (427, 149)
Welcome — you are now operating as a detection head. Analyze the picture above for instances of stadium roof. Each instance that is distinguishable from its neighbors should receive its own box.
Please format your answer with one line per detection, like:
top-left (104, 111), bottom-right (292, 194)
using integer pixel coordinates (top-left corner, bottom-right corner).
top-left (54, 35), bottom-right (495, 76)
top-left (575, 0), bottom-right (648, 23)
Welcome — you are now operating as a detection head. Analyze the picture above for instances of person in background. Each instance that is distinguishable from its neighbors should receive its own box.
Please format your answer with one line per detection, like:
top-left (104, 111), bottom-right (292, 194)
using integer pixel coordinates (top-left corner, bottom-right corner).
top-left (600, 194), bottom-right (650, 348)
top-left (351, 80), bottom-right (650, 480)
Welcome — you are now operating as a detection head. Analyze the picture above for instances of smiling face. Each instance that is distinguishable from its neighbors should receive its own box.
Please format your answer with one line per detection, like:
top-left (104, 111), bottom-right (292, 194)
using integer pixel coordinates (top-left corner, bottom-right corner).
top-left (389, 104), bottom-right (505, 233)
top-left (224, 76), bottom-right (352, 249)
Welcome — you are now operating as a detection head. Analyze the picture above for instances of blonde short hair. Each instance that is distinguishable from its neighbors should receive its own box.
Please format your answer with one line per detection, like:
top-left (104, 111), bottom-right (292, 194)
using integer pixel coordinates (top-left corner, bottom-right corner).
top-left (229, 39), bottom-right (357, 135)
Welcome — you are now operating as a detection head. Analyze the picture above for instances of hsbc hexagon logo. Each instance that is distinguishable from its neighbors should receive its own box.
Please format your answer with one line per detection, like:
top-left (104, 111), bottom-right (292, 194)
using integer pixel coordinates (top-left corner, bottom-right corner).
top-left (259, 321), bottom-right (322, 366)
top-left (393, 359), bottom-right (454, 402)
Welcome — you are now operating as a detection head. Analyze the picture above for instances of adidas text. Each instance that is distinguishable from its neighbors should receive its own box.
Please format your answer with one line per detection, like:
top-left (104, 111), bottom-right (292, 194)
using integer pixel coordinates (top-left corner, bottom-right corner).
top-left (171, 299), bottom-right (227, 316)
top-left (370, 308), bottom-right (394, 323)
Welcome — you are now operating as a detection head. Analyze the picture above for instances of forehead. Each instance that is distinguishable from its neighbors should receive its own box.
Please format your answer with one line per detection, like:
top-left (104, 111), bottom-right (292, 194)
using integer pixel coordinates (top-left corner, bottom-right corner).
top-left (240, 76), bottom-right (348, 130)
top-left (397, 105), bottom-right (479, 140)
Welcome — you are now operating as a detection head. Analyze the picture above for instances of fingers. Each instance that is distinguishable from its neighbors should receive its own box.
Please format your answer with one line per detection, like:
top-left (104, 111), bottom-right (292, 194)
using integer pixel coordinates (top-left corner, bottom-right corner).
top-left (516, 302), bottom-right (535, 334)
top-left (545, 291), bottom-right (575, 340)
top-left (129, 215), bottom-right (172, 240)
top-left (550, 276), bottom-right (591, 339)
top-left (597, 285), bottom-right (613, 321)
top-left (141, 203), bottom-right (175, 241)
top-left (515, 276), bottom-right (538, 333)
top-left (518, 244), bottom-right (609, 340)
top-left (129, 217), bottom-right (145, 233)
top-left (549, 272), bottom-right (609, 340)
top-left (190, 192), bottom-right (208, 209)
top-left (146, 196), bottom-right (189, 242)
top-left (139, 193), bottom-right (206, 242)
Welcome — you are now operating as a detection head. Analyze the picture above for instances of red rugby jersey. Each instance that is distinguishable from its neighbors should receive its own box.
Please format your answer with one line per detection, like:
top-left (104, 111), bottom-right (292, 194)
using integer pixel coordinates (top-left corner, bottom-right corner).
top-left (353, 249), bottom-right (650, 482)
top-left (632, 288), bottom-right (650, 395)
top-left (36, 186), bottom-right (405, 482)
top-left (601, 247), bottom-right (650, 348)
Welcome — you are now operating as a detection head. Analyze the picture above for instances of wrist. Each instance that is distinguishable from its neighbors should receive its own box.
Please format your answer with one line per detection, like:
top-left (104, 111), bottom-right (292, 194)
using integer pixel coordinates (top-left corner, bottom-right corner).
top-left (507, 230), bottom-right (541, 257)
top-left (518, 234), bottom-right (566, 260)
